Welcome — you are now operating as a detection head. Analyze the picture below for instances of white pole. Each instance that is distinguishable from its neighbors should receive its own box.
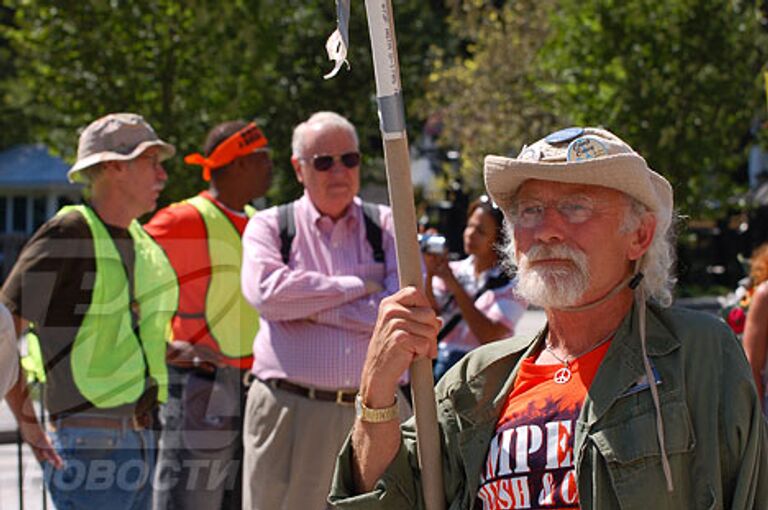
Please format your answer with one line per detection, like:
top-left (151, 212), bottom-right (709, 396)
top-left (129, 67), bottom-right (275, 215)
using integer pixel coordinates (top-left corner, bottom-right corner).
top-left (363, 1), bottom-right (445, 509)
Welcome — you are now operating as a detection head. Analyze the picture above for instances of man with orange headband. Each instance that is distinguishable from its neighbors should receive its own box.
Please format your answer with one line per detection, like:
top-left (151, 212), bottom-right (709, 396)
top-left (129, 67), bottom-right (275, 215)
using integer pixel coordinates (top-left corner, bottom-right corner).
top-left (145, 120), bottom-right (272, 509)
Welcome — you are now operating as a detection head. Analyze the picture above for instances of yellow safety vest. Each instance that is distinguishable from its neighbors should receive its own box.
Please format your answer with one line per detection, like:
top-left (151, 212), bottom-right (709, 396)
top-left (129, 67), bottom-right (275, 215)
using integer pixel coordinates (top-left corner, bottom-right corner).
top-left (186, 196), bottom-right (259, 358)
top-left (63, 205), bottom-right (178, 407)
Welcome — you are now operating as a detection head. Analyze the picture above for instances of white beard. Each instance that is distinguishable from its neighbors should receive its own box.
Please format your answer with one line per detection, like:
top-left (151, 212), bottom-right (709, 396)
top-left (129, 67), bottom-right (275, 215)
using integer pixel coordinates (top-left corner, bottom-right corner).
top-left (515, 243), bottom-right (590, 308)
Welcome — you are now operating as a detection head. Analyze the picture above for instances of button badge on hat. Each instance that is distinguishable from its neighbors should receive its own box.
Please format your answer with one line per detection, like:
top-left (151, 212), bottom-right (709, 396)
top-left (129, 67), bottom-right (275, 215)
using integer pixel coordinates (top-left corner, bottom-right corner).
top-left (566, 136), bottom-right (609, 162)
top-left (544, 127), bottom-right (584, 144)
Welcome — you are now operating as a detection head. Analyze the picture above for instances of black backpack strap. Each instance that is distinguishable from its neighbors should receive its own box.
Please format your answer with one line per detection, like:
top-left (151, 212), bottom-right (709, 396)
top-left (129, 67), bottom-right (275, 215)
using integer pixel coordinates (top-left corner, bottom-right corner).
top-left (277, 202), bottom-right (296, 265)
top-left (361, 201), bottom-right (384, 263)
top-left (280, 200), bottom-right (383, 264)
top-left (436, 271), bottom-right (512, 341)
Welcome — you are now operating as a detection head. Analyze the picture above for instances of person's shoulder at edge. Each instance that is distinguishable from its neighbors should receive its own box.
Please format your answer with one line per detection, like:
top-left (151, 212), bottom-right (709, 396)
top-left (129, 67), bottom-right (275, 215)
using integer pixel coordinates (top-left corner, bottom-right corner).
top-left (749, 280), bottom-right (768, 307)
top-left (0, 303), bottom-right (18, 397)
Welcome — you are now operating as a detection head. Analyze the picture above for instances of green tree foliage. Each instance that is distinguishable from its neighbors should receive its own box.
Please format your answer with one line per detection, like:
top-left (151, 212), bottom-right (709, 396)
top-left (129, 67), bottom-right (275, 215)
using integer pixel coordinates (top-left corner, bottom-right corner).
top-left (1, 0), bottom-right (450, 205)
top-left (419, 0), bottom-right (558, 192)
top-left (424, 0), bottom-right (764, 216)
top-left (544, 0), bottom-right (763, 216)
top-left (0, 4), bottom-right (30, 148)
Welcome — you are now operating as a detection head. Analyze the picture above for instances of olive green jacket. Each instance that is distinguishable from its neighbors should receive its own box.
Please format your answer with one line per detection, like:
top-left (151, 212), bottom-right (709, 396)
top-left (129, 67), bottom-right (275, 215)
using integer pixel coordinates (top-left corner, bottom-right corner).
top-left (329, 303), bottom-right (768, 509)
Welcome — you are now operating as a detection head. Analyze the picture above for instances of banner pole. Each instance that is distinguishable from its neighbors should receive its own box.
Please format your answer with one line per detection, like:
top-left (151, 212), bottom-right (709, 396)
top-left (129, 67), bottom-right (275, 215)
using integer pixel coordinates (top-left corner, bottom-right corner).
top-left (362, 1), bottom-right (446, 509)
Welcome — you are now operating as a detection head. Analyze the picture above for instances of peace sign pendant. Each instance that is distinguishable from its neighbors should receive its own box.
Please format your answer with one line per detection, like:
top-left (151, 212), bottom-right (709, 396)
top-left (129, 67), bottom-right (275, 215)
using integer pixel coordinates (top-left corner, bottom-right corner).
top-left (553, 366), bottom-right (572, 384)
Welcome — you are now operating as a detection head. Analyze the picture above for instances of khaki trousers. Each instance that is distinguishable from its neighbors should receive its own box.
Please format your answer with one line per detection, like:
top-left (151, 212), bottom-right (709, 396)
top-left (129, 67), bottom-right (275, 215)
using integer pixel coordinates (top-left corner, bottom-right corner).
top-left (242, 378), bottom-right (356, 510)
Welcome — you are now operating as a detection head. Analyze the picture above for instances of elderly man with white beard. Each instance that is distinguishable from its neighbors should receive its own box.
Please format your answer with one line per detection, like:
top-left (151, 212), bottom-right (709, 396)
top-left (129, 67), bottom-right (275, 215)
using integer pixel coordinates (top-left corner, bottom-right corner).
top-left (328, 127), bottom-right (768, 510)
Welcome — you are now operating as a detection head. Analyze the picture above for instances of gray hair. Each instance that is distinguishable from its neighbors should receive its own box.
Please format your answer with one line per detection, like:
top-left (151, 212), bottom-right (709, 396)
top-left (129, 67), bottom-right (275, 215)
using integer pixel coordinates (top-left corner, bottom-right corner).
top-left (78, 163), bottom-right (106, 199)
top-left (622, 197), bottom-right (677, 307)
top-left (501, 194), bottom-right (677, 307)
top-left (291, 111), bottom-right (359, 158)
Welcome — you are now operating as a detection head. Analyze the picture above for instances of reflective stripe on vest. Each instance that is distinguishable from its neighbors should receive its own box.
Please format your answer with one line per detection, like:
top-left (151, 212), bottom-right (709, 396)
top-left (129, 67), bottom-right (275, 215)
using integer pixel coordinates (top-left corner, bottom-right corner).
top-left (186, 196), bottom-right (259, 358)
top-left (62, 205), bottom-right (178, 408)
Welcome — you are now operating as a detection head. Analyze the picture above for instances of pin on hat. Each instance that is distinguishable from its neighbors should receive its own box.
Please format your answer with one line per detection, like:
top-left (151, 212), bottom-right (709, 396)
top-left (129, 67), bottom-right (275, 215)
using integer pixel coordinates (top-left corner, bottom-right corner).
top-left (67, 113), bottom-right (175, 183)
top-left (566, 136), bottom-right (609, 161)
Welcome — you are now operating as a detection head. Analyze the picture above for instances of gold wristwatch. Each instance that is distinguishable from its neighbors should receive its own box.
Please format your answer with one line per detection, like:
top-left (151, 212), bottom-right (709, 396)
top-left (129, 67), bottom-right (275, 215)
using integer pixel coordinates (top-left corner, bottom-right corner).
top-left (355, 394), bottom-right (399, 423)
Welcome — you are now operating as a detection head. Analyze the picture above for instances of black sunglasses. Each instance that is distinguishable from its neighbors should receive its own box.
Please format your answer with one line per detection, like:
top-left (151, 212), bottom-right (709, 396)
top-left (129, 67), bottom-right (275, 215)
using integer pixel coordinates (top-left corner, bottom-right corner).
top-left (305, 152), bottom-right (361, 171)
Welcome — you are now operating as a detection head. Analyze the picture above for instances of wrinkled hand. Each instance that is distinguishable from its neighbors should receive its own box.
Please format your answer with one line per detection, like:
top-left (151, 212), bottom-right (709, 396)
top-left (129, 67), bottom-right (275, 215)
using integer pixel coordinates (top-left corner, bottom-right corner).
top-left (19, 419), bottom-right (63, 469)
top-left (166, 340), bottom-right (226, 373)
top-left (359, 287), bottom-right (441, 407)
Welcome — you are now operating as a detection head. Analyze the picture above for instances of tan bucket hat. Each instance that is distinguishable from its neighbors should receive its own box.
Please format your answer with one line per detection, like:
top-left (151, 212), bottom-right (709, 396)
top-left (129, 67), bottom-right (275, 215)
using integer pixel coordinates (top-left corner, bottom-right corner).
top-left (484, 127), bottom-right (673, 232)
top-left (67, 113), bottom-right (176, 183)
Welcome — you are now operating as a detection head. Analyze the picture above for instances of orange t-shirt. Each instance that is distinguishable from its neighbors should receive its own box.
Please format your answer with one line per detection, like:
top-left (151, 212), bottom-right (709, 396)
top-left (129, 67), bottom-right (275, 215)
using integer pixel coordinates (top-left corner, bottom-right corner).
top-left (475, 340), bottom-right (612, 510)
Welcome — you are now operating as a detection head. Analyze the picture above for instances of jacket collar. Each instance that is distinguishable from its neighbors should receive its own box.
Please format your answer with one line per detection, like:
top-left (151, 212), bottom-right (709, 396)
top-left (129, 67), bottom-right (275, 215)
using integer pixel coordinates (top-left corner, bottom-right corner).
top-left (448, 330), bottom-right (545, 428)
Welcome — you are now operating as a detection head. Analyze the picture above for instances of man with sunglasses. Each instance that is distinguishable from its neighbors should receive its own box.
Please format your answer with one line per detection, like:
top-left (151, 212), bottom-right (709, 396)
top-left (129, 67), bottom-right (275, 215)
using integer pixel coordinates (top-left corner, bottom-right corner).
top-left (240, 111), bottom-right (400, 509)
top-left (144, 120), bottom-right (272, 509)
top-left (329, 127), bottom-right (767, 509)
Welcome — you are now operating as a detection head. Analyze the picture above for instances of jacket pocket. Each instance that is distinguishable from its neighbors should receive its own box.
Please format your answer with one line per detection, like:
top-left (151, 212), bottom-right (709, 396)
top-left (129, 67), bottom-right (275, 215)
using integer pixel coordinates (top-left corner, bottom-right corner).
top-left (589, 399), bottom-right (697, 509)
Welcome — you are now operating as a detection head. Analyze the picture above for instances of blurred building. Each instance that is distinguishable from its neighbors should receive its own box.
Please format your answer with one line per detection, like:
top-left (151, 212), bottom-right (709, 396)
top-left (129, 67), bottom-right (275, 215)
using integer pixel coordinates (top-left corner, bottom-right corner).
top-left (0, 144), bottom-right (80, 279)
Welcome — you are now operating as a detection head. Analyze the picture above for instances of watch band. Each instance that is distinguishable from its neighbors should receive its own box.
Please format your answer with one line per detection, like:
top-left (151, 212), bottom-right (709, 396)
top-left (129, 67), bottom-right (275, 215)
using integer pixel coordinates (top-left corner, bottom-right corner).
top-left (355, 394), bottom-right (399, 423)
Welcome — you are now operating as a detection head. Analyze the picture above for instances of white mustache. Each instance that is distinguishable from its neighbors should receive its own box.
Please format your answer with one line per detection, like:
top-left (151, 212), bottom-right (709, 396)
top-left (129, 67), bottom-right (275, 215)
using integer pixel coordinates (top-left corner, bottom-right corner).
top-left (522, 244), bottom-right (588, 272)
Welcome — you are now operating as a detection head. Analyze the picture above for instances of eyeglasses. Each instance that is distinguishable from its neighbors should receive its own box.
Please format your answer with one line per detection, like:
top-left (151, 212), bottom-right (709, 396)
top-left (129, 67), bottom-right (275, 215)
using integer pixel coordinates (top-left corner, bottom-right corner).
top-left (511, 196), bottom-right (595, 229)
top-left (303, 152), bottom-right (361, 172)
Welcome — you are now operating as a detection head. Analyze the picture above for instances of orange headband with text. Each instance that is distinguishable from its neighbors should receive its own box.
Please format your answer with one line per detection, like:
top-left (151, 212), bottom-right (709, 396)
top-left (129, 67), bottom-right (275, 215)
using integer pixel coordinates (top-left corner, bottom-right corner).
top-left (184, 122), bottom-right (269, 181)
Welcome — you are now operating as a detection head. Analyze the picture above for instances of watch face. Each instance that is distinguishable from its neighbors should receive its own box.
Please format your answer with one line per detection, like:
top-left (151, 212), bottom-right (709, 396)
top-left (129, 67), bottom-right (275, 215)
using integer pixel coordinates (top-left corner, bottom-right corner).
top-left (354, 394), bottom-right (364, 417)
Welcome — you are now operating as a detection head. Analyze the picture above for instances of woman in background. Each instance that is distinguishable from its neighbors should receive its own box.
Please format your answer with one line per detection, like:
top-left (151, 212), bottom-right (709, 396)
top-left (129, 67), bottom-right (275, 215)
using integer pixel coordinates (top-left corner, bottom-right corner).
top-left (742, 242), bottom-right (768, 417)
top-left (425, 196), bottom-right (527, 381)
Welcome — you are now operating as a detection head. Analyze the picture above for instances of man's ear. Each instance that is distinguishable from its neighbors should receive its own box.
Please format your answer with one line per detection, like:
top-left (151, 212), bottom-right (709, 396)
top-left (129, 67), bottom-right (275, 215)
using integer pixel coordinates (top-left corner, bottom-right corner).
top-left (627, 212), bottom-right (656, 261)
top-left (290, 156), bottom-right (304, 184)
top-left (97, 161), bottom-right (120, 182)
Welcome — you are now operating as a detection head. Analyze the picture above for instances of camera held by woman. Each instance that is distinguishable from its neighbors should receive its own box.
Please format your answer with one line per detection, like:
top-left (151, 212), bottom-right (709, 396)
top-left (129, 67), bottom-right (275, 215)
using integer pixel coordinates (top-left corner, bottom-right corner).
top-left (424, 196), bottom-right (528, 381)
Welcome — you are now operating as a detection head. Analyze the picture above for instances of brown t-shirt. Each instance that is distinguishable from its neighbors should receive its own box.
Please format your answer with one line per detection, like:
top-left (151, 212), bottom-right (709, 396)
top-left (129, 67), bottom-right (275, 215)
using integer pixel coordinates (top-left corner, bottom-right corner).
top-left (1, 209), bottom-right (155, 419)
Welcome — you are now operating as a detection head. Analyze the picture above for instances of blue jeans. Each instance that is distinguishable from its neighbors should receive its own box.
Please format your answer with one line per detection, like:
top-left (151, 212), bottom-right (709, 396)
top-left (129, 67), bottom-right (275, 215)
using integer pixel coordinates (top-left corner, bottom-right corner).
top-left (44, 425), bottom-right (156, 510)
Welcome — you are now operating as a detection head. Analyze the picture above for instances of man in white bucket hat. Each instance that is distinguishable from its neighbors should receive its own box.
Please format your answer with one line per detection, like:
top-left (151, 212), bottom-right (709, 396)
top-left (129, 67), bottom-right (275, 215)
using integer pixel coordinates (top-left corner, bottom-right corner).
top-left (329, 127), bottom-right (767, 509)
top-left (2, 113), bottom-right (177, 510)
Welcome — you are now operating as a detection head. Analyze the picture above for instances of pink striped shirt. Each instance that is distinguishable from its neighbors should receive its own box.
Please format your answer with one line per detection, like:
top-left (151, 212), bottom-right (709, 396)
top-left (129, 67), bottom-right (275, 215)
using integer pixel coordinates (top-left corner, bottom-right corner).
top-left (241, 192), bottom-right (398, 390)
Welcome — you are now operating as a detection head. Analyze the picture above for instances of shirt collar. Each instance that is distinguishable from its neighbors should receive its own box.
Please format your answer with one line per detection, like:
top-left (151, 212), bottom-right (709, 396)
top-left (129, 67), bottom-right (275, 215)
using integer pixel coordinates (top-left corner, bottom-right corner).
top-left (300, 191), bottom-right (361, 228)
